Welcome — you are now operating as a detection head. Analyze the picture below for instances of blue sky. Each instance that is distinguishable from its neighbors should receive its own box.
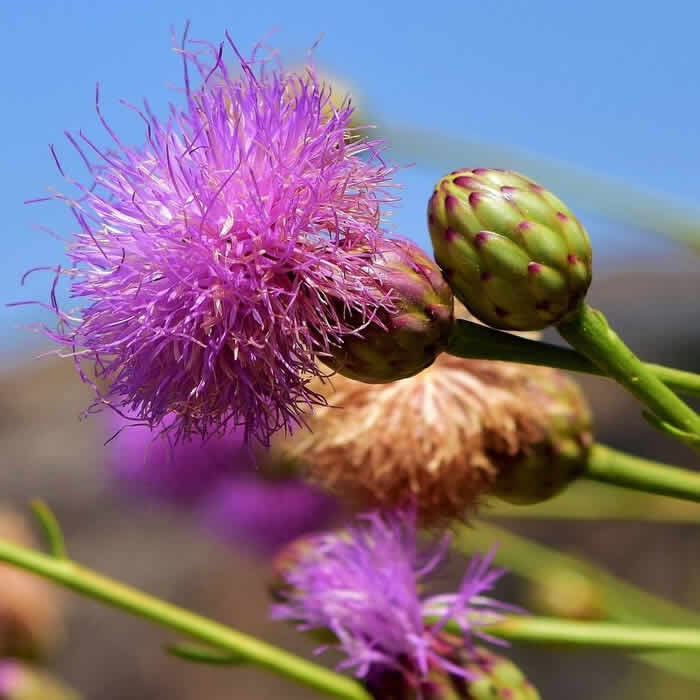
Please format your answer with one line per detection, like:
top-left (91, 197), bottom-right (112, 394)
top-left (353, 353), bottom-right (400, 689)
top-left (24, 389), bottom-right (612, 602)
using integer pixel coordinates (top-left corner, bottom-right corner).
top-left (2, 0), bottom-right (699, 358)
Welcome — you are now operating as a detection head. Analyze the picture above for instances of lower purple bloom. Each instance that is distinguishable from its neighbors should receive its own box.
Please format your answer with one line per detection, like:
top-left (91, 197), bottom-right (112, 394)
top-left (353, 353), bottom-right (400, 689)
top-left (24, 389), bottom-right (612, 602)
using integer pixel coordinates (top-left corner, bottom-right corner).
top-left (202, 477), bottom-right (338, 554)
top-left (272, 507), bottom-right (513, 690)
top-left (108, 414), bottom-right (336, 553)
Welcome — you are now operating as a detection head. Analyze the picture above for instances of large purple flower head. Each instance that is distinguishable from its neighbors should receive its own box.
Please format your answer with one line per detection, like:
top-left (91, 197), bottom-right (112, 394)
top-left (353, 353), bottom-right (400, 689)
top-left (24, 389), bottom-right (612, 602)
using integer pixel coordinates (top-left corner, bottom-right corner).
top-left (28, 30), bottom-right (399, 444)
top-left (271, 508), bottom-right (511, 693)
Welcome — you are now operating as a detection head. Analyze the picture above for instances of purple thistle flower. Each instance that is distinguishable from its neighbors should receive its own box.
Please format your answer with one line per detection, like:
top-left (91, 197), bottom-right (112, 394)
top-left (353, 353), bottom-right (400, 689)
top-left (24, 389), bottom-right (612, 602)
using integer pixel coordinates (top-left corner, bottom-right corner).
top-left (108, 413), bottom-right (336, 553)
top-left (25, 29), bottom-right (399, 445)
top-left (271, 507), bottom-right (511, 690)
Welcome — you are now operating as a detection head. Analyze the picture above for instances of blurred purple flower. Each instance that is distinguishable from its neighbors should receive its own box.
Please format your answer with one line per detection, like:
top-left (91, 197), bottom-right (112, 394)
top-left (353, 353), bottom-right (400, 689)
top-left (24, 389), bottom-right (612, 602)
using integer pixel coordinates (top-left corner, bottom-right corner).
top-left (272, 508), bottom-right (511, 687)
top-left (202, 477), bottom-right (337, 554)
top-left (110, 414), bottom-right (248, 505)
top-left (109, 414), bottom-right (336, 552)
top-left (0, 661), bottom-right (18, 696)
top-left (26, 29), bottom-right (399, 445)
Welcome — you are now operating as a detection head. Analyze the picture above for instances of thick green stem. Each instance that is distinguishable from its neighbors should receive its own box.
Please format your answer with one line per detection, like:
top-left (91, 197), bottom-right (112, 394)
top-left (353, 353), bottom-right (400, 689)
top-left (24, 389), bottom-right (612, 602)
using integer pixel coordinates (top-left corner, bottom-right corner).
top-left (557, 304), bottom-right (700, 440)
top-left (0, 540), bottom-right (371, 700)
top-left (585, 444), bottom-right (700, 503)
top-left (446, 318), bottom-right (700, 397)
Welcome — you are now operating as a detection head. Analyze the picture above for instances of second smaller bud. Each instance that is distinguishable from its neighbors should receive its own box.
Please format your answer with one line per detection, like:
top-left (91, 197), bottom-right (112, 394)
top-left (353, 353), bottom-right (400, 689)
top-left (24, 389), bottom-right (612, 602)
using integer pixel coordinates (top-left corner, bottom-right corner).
top-left (324, 240), bottom-right (454, 383)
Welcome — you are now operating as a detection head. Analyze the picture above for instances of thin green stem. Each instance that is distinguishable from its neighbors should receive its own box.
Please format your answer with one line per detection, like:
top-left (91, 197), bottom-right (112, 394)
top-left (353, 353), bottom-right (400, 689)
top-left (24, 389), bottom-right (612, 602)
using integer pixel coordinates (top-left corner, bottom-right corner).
top-left (584, 444), bottom-right (700, 503)
top-left (446, 319), bottom-right (700, 397)
top-left (557, 304), bottom-right (700, 440)
top-left (488, 478), bottom-right (700, 521)
top-left (455, 522), bottom-right (700, 627)
top-left (474, 617), bottom-right (700, 652)
top-left (455, 522), bottom-right (700, 680)
top-left (0, 540), bottom-right (371, 700)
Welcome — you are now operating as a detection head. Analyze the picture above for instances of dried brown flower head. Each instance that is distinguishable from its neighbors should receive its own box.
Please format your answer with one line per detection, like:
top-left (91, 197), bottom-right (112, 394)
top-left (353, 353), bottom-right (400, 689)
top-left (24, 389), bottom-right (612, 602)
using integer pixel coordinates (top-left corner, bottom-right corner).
top-left (282, 355), bottom-right (592, 523)
top-left (0, 509), bottom-right (64, 659)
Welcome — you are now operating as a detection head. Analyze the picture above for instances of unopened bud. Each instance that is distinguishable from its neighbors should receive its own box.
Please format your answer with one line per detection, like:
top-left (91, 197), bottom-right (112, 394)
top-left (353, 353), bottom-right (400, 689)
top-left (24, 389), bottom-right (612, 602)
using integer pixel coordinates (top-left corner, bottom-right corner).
top-left (489, 367), bottom-right (593, 505)
top-left (428, 169), bottom-right (592, 331)
top-left (324, 240), bottom-right (454, 383)
top-left (365, 648), bottom-right (540, 699)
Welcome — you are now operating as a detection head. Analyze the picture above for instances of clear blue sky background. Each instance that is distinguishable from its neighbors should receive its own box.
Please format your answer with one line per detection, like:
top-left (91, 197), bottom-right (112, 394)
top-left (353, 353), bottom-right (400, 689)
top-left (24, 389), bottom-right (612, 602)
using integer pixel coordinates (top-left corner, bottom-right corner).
top-left (2, 0), bottom-right (699, 359)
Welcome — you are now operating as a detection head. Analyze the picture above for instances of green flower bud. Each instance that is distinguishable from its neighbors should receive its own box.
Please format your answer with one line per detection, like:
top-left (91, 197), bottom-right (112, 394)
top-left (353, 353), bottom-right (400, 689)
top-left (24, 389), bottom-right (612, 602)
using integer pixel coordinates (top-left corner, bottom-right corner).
top-left (324, 240), bottom-right (454, 383)
top-left (428, 169), bottom-right (592, 331)
top-left (367, 648), bottom-right (540, 699)
top-left (462, 647), bottom-right (540, 700)
top-left (489, 367), bottom-right (593, 505)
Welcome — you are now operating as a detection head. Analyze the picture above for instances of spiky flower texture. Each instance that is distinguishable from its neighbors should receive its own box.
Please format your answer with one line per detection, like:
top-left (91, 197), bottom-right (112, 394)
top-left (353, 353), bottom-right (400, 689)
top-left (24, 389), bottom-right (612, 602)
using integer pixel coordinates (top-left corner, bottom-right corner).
top-left (31, 33), bottom-right (398, 444)
top-left (272, 508), bottom-right (511, 695)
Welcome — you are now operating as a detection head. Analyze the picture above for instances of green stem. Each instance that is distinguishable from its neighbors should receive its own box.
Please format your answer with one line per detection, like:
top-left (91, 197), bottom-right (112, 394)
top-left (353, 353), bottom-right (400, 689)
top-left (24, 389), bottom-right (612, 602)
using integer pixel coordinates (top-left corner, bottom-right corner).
top-left (446, 319), bottom-right (700, 397)
top-left (455, 522), bottom-right (700, 627)
top-left (476, 617), bottom-right (700, 652)
top-left (585, 444), bottom-right (700, 503)
top-left (0, 540), bottom-right (371, 700)
top-left (455, 522), bottom-right (700, 680)
top-left (488, 478), bottom-right (700, 521)
top-left (557, 304), bottom-right (700, 438)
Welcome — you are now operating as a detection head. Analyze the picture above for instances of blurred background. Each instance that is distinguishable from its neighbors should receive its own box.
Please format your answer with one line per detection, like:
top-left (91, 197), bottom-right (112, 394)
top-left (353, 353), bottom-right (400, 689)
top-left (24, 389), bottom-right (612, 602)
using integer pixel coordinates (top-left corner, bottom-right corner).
top-left (1, 1), bottom-right (700, 698)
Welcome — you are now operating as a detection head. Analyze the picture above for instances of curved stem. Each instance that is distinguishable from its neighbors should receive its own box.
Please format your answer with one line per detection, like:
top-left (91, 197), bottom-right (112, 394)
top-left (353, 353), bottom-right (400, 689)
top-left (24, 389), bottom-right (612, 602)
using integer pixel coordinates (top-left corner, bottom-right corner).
top-left (584, 444), bottom-right (700, 503)
top-left (557, 304), bottom-right (700, 440)
top-left (446, 319), bottom-right (700, 397)
top-left (0, 540), bottom-right (371, 700)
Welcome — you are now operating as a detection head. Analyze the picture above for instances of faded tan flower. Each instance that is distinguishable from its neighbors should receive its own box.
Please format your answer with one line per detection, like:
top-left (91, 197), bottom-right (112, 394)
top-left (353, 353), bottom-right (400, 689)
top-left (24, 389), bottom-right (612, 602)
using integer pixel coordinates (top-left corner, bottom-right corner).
top-left (0, 509), bottom-right (64, 659)
top-left (281, 354), bottom-right (592, 523)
